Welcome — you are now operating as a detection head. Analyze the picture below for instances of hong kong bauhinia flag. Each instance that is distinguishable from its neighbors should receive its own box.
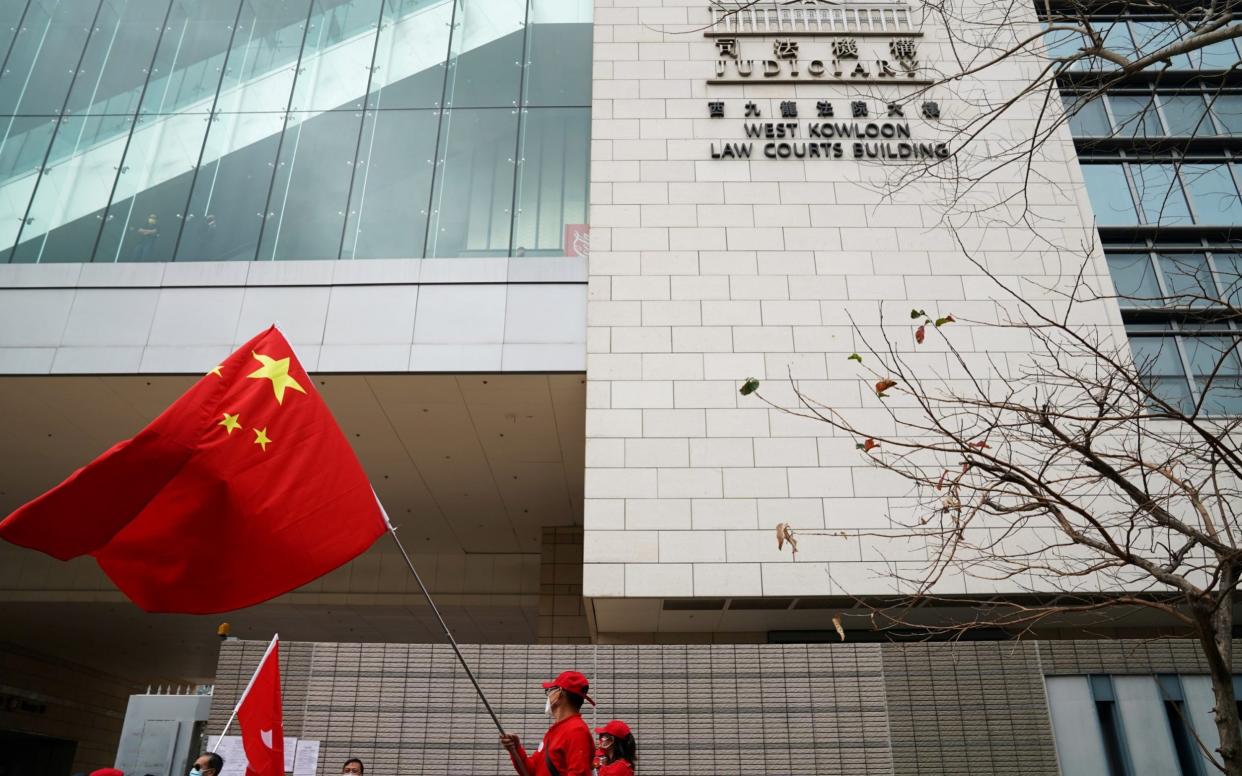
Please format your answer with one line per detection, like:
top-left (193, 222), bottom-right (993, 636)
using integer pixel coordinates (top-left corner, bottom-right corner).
top-left (0, 326), bottom-right (386, 613)
top-left (237, 635), bottom-right (285, 776)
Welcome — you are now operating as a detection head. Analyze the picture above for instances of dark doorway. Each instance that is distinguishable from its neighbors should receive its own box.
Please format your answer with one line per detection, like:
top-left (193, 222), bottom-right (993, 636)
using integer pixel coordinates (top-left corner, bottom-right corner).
top-left (0, 730), bottom-right (77, 776)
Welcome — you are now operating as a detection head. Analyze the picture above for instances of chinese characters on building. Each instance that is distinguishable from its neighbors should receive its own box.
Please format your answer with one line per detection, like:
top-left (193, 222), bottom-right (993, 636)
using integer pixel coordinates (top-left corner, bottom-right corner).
top-left (711, 100), bottom-right (941, 120)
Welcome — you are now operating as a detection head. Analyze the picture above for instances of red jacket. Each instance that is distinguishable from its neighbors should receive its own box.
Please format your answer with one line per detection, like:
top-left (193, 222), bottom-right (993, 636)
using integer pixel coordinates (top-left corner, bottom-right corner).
top-left (508, 714), bottom-right (594, 776)
top-left (597, 760), bottom-right (635, 776)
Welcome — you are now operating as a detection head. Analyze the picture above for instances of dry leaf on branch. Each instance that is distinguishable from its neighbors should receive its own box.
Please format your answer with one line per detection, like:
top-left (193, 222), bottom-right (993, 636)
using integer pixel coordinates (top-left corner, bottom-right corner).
top-left (775, 522), bottom-right (798, 557)
top-left (832, 613), bottom-right (846, 641)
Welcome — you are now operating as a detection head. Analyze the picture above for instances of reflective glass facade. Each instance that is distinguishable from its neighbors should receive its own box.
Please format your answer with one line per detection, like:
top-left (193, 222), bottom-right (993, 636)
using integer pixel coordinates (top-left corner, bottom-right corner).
top-left (1047, 10), bottom-right (1242, 416)
top-left (0, 0), bottom-right (591, 262)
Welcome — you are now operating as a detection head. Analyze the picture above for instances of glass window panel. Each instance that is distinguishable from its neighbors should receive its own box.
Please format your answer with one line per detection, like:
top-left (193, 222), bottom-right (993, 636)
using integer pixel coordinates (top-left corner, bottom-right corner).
top-left (1041, 25), bottom-right (1083, 65)
top-left (11, 114), bottom-right (131, 262)
top-left (1185, 34), bottom-right (1239, 71)
top-left (513, 107), bottom-right (588, 256)
top-left (1081, 164), bottom-right (1138, 226)
top-left (96, 111), bottom-right (209, 262)
top-left (139, 0), bottom-right (243, 115)
top-left (1131, 164), bottom-right (1192, 225)
top-left (1159, 94), bottom-right (1212, 137)
top-left (1157, 252), bottom-right (1214, 306)
top-left (1108, 94), bottom-right (1162, 139)
top-left (1181, 163), bottom-right (1242, 224)
top-left (288, 0), bottom-right (382, 112)
top-left (1209, 94), bottom-right (1242, 134)
top-left (177, 111), bottom-right (284, 260)
top-left (214, 0), bottom-right (312, 114)
top-left (442, 0), bottom-right (524, 108)
top-left (1213, 253), bottom-right (1242, 309)
top-left (342, 108), bottom-right (436, 259)
top-left (1083, 21), bottom-right (1133, 70)
top-left (0, 0), bottom-right (101, 116)
top-left (257, 109), bottom-right (362, 260)
top-left (1183, 336), bottom-right (1242, 415)
top-left (426, 107), bottom-right (517, 257)
top-left (366, 0), bottom-right (453, 109)
top-left (1064, 94), bottom-right (1110, 136)
top-left (0, 115), bottom-right (56, 254)
top-left (65, 0), bottom-right (172, 118)
top-left (0, 5), bottom-right (27, 60)
top-left (1128, 334), bottom-right (1194, 412)
top-left (523, 0), bottom-right (591, 107)
top-left (1129, 20), bottom-right (1190, 67)
top-left (1106, 252), bottom-right (1160, 305)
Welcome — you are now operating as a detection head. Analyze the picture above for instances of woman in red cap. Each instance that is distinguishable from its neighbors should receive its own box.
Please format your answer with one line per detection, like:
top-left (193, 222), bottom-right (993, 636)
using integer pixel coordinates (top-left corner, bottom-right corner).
top-left (593, 720), bottom-right (637, 775)
top-left (500, 669), bottom-right (596, 776)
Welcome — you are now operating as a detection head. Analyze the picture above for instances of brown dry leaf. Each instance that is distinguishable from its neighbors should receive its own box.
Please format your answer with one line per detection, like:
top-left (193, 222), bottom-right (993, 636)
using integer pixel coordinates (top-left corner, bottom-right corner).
top-left (914, 324), bottom-right (925, 344)
top-left (832, 613), bottom-right (846, 641)
top-left (775, 522), bottom-right (787, 551)
top-left (875, 379), bottom-right (898, 397)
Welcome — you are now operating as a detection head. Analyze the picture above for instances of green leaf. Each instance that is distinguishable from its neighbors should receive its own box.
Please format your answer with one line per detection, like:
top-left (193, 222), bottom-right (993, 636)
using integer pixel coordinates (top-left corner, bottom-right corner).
top-left (910, 308), bottom-right (927, 320)
top-left (740, 377), bottom-right (761, 396)
top-left (847, 353), bottom-right (863, 363)
top-left (934, 314), bottom-right (956, 327)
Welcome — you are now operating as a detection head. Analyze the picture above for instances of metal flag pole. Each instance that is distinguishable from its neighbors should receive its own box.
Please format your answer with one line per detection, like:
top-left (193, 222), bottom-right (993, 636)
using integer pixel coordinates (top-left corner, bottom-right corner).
top-left (211, 633), bottom-right (279, 752)
top-left (378, 499), bottom-right (506, 734)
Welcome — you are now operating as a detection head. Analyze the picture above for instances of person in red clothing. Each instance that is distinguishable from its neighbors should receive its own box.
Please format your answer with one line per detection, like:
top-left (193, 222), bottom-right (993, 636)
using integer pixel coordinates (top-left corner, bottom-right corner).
top-left (500, 670), bottom-right (596, 776)
top-left (593, 719), bottom-right (638, 775)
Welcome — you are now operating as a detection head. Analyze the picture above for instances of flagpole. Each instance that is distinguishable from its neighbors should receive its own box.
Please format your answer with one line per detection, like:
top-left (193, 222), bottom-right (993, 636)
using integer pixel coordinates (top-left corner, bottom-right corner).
top-left (379, 501), bottom-right (506, 734)
top-left (210, 633), bottom-right (279, 753)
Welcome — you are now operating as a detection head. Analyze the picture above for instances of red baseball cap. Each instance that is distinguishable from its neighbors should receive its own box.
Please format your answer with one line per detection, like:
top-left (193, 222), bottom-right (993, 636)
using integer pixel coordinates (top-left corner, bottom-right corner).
top-left (594, 720), bottom-right (631, 739)
top-left (91, 770), bottom-right (124, 776)
top-left (542, 670), bottom-right (595, 705)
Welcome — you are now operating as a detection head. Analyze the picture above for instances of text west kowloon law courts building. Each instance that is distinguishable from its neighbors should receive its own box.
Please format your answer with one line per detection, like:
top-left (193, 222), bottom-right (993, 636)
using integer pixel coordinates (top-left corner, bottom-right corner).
top-left (1, 0), bottom-right (1240, 774)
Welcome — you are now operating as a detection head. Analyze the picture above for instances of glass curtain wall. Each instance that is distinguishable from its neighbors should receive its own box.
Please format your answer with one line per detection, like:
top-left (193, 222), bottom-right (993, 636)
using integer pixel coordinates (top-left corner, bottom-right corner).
top-left (0, 0), bottom-right (591, 262)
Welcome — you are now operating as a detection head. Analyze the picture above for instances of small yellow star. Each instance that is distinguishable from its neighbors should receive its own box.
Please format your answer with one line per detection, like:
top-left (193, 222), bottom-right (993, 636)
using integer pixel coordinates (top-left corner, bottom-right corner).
top-left (253, 427), bottom-right (272, 452)
top-left (209, 365), bottom-right (224, 377)
top-left (247, 351), bottom-right (306, 404)
top-left (218, 412), bottom-right (241, 434)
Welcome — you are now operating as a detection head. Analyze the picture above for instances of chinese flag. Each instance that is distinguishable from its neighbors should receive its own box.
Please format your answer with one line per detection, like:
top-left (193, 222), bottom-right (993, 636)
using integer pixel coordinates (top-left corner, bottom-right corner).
top-left (237, 636), bottom-right (285, 776)
top-left (0, 326), bottom-right (386, 613)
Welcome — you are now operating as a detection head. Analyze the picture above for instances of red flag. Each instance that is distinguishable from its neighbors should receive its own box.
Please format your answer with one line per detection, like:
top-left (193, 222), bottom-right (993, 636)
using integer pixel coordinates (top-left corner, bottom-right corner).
top-left (0, 326), bottom-right (386, 613)
top-left (236, 636), bottom-right (284, 776)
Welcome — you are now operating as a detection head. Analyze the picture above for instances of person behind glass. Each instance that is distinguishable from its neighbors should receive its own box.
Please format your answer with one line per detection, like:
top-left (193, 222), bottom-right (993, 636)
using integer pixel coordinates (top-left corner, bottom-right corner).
top-left (133, 213), bottom-right (159, 261)
top-left (593, 720), bottom-right (637, 775)
top-left (499, 670), bottom-right (595, 776)
top-left (340, 759), bottom-right (363, 776)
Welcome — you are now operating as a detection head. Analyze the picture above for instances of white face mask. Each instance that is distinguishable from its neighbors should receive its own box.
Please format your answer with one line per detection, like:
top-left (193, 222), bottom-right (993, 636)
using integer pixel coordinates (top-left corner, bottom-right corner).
top-left (544, 696), bottom-right (553, 716)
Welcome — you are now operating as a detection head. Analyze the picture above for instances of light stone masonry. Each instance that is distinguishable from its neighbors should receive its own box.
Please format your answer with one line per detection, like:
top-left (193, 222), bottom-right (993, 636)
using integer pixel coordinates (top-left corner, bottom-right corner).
top-left (583, 0), bottom-right (1121, 631)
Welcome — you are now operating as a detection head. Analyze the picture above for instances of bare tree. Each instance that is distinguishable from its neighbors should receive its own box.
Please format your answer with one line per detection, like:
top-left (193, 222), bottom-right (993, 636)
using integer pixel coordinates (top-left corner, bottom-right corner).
top-left (741, 248), bottom-right (1242, 772)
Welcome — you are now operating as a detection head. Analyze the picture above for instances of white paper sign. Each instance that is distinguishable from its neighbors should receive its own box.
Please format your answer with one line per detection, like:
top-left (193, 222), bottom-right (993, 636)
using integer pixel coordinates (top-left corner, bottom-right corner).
top-left (207, 736), bottom-right (247, 776)
top-left (208, 735), bottom-right (299, 775)
top-left (293, 740), bottom-right (320, 776)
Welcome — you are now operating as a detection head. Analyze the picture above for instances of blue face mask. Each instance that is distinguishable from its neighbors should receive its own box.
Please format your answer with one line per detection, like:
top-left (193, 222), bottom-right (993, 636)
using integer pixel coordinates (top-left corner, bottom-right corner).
top-left (190, 768), bottom-right (203, 776)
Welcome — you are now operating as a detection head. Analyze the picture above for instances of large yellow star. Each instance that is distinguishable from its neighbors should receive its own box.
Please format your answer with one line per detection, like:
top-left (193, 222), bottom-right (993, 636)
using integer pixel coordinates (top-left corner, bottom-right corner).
top-left (253, 427), bottom-right (272, 452)
top-left (209, 364), bottom-right (223, 377)
top-left (247, 351), bottom-right (306, 404)
top-left (218, 412), bottom-right (241, 434)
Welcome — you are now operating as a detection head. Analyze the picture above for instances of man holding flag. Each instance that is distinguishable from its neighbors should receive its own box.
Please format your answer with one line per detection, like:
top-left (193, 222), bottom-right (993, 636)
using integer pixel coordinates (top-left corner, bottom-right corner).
top-left (0, 326), bottom-right (520, 769)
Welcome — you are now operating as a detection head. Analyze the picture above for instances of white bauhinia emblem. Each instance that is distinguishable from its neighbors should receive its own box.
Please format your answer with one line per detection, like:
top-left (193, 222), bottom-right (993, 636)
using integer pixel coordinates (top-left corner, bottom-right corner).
top-left (261, 729), bottom-right (273, 749)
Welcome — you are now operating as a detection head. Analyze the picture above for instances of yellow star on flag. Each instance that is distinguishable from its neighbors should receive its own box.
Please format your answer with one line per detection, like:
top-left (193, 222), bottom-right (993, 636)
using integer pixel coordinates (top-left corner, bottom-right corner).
top-left (253, 427), bottom-right (272, 452)
top-left (209, 365), bottom-right (223, 377)
top-left (247, 351), bottom-right (306, 404)
top-left (218, 412), bottom-right (241, 434)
